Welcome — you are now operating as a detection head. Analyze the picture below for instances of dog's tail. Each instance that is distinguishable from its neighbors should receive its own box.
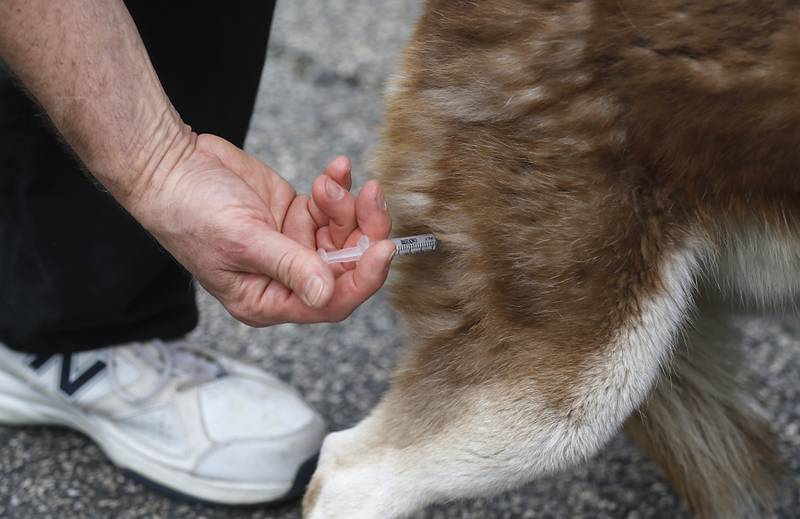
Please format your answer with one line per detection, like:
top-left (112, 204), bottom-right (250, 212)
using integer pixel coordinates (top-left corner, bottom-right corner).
top-left (624, 313), bottom-right (782, 519)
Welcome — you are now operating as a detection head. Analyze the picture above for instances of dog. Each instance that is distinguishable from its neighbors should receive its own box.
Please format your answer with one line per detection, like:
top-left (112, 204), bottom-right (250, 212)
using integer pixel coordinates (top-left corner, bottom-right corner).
top-left (303, 1), bottom-right (800, 517)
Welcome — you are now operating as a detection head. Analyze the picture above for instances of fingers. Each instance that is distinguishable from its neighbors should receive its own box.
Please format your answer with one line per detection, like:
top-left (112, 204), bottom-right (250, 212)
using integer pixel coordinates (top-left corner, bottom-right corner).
top-left (307, 239), bottom-right (396, 321)
top-left (309, 156), bottom-right (352, 228)
top-left (282, 194), bottom-right (353, 276)
top-left (345, 239), bottom-right (396, 301)
top-left (233, 239), bottom-right (396, 325)
top-left (311, 177), bottom-right (392, 247)
top-left (355, 180), bottom-right (392, 240)
top-left (324, 156), bottom-right (352, 191)
top-left (282, 195), bottom-right (317, 250)
top-left (239, 229), bottom-right (335, 309)
top-left (311, 174), bottom-right (357, 248)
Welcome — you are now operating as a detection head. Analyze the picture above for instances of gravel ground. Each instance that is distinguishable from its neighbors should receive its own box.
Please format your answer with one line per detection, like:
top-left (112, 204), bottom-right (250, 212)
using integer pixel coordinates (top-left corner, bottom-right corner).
top-left (1, 1), bottom-right (799, 518)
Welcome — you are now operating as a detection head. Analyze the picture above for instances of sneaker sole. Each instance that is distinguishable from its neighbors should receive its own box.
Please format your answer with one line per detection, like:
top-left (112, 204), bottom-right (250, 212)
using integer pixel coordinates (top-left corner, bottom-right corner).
top-left (123, 453), bottom-right (319, 507)
top-left (0, 369), bottom-right (318, 506)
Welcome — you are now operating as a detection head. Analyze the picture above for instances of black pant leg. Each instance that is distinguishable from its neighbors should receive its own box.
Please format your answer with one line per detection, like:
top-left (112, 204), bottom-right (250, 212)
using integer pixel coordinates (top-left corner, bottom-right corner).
top-left (126, 1), bottom-right (277, 146)
top-left (0, 1), bottom-right (276, 354)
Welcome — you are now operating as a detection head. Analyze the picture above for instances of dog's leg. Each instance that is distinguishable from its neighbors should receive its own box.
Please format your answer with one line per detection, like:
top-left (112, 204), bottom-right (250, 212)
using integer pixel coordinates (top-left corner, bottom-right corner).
top-left (624, 293), bottom-right (782, 519)
top-left (303, 244), bottom-right (707, 518)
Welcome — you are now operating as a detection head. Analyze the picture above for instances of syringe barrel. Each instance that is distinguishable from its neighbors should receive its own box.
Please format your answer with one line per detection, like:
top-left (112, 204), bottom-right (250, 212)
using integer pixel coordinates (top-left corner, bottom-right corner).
top-left (390, 234), bottom-right (438, 256)
top-left (319, 233), bottom-right (438, 264)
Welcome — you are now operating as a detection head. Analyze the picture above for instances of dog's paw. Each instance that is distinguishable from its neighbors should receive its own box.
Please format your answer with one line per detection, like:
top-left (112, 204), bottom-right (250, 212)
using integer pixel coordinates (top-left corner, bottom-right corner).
top-left (302, 431), bottom-right (371, 518)
top-left (302, 426), bottom-right (413, 519)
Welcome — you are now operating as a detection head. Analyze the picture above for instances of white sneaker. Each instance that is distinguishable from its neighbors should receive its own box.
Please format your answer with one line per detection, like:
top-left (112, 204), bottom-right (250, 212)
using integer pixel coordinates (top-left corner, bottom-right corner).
top-left (0, 339), bottom-right (326, 505)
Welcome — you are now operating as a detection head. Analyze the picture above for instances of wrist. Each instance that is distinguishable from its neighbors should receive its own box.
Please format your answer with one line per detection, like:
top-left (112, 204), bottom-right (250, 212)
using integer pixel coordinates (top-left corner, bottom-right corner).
top-left (120, 108), bottom-right (197, 228)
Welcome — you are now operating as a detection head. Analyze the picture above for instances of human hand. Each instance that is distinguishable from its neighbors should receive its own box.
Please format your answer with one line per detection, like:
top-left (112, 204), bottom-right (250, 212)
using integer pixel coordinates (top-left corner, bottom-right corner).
top-left (128, 133), bottom-right (395, 326)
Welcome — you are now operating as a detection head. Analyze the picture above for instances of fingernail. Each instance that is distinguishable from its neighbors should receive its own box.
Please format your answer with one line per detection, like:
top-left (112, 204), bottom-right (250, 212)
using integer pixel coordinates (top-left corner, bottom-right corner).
top-left (376, 192), bottom-right (388, 211)
top-left (325, 177), bottom-right (345, 200)
top-left (303, 275), bottom-right (325, 307)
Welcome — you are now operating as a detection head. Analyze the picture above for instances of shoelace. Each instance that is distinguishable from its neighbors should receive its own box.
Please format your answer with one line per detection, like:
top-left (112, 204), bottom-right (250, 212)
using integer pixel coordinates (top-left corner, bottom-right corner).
top-left (106, 339), bottom-right (226, 405)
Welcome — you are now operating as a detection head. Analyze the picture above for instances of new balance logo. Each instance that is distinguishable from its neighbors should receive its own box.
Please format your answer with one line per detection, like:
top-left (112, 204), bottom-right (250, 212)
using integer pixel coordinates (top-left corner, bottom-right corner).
top-left (29, 353), bottom-right (107, 396)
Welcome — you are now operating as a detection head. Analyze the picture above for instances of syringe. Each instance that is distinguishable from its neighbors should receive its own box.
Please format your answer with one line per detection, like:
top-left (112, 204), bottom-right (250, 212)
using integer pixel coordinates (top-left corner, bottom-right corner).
top-left (318, 233), bottom-right (438, 264)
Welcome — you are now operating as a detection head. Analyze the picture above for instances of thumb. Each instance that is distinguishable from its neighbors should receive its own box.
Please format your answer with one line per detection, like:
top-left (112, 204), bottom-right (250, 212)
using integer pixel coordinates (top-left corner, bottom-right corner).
top-left (245, 230), bottom-right (335, 308)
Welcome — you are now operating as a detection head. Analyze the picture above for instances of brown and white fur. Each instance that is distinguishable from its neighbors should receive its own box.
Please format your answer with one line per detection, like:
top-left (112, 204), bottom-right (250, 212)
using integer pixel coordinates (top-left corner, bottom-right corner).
top-left (304, 1), bottom-right (800, 517)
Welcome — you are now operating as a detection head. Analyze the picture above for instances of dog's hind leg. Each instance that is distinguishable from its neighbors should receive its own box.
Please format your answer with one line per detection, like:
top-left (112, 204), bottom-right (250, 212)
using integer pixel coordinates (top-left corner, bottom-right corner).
top-left (624, 293), bottom-right (782, 519)
top-left (303, 243), bottom-right (709, 519)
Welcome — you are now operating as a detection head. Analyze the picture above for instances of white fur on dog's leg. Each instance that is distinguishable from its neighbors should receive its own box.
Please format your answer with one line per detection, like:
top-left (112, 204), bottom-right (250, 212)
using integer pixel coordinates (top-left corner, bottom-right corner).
top-left (303, 411), bottom-right (426, 519)
top-left (303, 417), bottom-right (379, 519)
top-left (304, 397), bottom-right (562, 519)
top-left (304, 245), bottom-right (706, 519)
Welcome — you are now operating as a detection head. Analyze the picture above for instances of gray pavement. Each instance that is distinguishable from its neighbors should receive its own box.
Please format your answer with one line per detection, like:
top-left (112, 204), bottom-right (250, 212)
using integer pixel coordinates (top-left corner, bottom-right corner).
top-left (2, 1), bottom-right (799, 518)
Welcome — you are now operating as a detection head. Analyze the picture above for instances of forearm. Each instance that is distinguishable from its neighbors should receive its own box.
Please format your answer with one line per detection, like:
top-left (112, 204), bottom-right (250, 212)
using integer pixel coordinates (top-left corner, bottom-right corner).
top-left (0, 0), bottom-right (193, 211)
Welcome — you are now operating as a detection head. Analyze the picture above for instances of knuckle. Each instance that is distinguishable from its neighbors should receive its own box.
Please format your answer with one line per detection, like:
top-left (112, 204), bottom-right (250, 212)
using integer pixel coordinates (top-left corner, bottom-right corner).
top-left (275, 249), bottom-right (308, 289)
top-left (273, 250), bottom-right (292, 283)
top-left (227, 300), bottom-right (263, 327)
